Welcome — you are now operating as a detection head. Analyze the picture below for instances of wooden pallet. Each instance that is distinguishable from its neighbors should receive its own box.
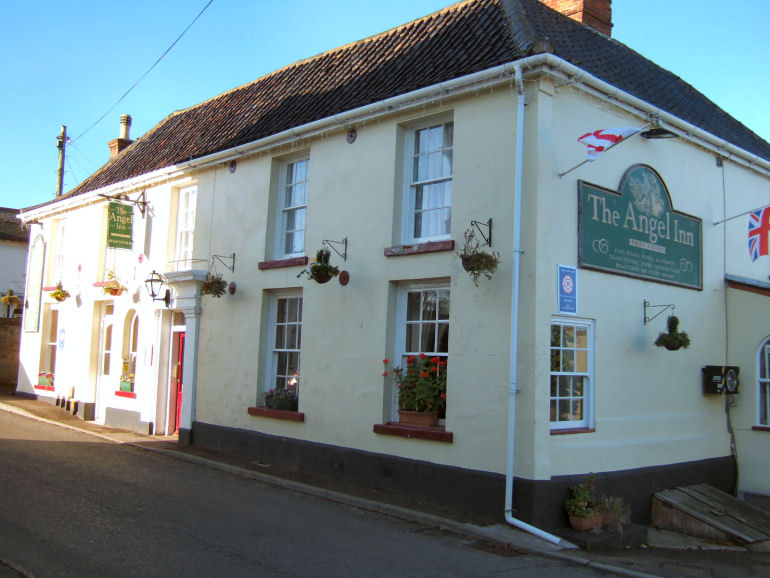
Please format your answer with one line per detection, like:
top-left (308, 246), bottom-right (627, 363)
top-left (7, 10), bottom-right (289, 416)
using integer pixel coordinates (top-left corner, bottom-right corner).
top-left (653, 483), bottom-right (770, 551)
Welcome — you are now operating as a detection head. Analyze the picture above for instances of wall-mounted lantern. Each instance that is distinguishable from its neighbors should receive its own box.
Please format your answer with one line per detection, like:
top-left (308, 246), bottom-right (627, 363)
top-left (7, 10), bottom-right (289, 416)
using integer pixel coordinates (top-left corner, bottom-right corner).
top-left (144, 270), bottom-right (170, 308)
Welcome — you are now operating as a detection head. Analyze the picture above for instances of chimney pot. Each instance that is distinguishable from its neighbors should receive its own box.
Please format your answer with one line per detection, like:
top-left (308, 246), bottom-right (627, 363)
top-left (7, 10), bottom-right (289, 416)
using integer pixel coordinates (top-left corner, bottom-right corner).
top-left (119, 114), bottom-right (132, 140)
top-left (109, 114), bottom-right (134, 159)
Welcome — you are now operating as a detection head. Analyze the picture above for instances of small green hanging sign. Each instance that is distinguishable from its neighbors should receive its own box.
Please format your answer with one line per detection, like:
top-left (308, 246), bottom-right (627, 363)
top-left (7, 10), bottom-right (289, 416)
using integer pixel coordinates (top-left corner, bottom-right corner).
top-left (108, 202), bottom-right (133, 249)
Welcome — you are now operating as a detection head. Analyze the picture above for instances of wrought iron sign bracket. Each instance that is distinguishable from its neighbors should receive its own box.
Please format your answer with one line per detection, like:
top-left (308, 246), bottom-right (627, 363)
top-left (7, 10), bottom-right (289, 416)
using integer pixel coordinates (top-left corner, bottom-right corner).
top-left (322, 238), bottom-right (348, 261)
top-left (211, 253), bottom-right (236, 273)
top-left (471, 219), bottom-right (492, 246)
top-left (98, 190), bottom-right (149, 217)
top-left (643, 300), bottom-right (675, 325)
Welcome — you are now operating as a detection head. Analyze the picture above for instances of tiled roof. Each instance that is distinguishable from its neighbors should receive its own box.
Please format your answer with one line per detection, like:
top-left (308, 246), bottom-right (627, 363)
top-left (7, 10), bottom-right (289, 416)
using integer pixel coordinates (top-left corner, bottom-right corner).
top-left (60, 0), bottom-right (770, 201)
top-left (0, 207), bottom-right (28, 243)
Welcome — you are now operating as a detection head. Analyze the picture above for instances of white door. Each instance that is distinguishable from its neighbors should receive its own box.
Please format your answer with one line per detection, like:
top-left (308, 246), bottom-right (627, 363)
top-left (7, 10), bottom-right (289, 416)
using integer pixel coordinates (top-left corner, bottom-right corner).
top-left (95, 302), bottom-right (115, 421)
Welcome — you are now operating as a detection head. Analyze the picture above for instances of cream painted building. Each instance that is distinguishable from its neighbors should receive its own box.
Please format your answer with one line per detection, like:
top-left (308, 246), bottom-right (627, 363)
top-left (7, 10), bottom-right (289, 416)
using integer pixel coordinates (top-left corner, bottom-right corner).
top-left (17, 0), bottom-right (770, 531)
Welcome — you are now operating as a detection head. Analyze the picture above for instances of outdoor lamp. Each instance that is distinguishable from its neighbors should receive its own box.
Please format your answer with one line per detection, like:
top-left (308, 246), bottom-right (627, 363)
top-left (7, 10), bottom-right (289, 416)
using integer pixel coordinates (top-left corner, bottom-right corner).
top-left (144, 270), bottom-right (170, 307)
top-left (641, 116), bottom-right (678, 139)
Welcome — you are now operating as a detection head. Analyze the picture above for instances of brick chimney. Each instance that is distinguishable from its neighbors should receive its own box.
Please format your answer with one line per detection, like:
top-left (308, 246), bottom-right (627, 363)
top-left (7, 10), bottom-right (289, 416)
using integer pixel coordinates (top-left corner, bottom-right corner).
top-left (108, 114), bottom-right (134, 158)
top-left (541, 0), bottom-right (613, 36)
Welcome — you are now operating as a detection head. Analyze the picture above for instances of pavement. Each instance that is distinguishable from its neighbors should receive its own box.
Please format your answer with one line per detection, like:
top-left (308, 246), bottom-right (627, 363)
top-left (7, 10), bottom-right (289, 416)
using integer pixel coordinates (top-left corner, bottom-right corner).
top-left (2, 389), bottom-right (769, 578)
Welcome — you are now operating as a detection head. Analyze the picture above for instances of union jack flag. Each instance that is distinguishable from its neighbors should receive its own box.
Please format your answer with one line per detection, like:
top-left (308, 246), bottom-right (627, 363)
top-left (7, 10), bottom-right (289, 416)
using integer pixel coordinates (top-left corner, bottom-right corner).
top-left (748, 206), bottom-right (770, 261)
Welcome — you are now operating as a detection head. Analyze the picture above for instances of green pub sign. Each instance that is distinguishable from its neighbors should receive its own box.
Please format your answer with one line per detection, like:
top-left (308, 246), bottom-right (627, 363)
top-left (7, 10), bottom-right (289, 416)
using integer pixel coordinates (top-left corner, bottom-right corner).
top-left (578, 164), bottom-right (702, 290)
top-left (108, 202), bottom-right (133, 249)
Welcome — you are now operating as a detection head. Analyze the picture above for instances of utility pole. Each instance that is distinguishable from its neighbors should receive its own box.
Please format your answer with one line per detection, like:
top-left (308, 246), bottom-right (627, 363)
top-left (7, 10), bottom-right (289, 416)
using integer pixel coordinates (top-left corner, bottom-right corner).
top-left (56, 125), bottom-right (67, 197)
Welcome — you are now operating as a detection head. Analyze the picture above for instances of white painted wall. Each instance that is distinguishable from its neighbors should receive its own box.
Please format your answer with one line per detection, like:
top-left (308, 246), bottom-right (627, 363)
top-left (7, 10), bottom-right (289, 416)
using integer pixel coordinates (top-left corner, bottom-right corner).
top-left (16, 68), bottom-right (769, 493)
top-left (190, 78), bottom-right (769, 485)
top-left (0, 239), bottom-right (27, 314)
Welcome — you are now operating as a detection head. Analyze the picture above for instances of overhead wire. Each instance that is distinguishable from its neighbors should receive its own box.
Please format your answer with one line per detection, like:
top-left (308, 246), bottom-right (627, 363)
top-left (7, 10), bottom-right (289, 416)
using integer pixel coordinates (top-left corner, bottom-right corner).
top-left (72, 0), bottom-right (215, 143)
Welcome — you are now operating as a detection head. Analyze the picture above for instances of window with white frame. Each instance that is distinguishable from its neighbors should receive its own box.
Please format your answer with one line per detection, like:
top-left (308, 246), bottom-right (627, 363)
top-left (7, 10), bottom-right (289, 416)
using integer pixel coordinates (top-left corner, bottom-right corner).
top-left (276, 157), bottom-right (309, 258)
top-left (40, 307), bottom-right (59, 379)
top-left (394, 283), bottom-right (450, 418)
top-left (550, 318), bottom-right (594, 430)
top-left (122, 311), bottom-right (139, 393)
top-left (101, 303), bottom-right (115, 377)
top-left (758, 338), bottom-right (770, 426)
top-left (266, 292), bottom-right (303, 400)
top-left (403, 120), bottom-right (453, 243)
top-left (175, 185), bottom-right (197, 270)
top-left (52, 219), bottom-right (68, 285)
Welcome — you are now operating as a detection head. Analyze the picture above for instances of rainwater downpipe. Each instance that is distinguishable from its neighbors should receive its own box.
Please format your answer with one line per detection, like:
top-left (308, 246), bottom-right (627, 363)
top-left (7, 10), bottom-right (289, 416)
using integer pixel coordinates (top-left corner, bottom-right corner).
top-left (504, 65), bottom-right (570, 547)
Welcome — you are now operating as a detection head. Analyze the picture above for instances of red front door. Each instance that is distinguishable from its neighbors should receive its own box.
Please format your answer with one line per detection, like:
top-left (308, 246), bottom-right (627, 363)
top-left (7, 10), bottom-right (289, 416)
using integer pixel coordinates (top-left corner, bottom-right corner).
top-left (174, 332), bottom-right (185, 434)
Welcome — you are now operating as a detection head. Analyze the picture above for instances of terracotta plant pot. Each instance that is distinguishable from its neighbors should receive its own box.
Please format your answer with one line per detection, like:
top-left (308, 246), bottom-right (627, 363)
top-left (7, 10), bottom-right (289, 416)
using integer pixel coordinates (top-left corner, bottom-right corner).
top-left (398, 410), bottom-right (439, 427)
top-left (568, 512), bottom-right (605, 531)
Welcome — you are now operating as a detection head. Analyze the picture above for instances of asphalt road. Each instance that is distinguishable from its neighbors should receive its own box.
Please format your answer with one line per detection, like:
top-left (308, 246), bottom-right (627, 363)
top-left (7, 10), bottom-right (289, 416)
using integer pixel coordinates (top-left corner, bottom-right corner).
top-left (0, 410), bottom-right (616, 577)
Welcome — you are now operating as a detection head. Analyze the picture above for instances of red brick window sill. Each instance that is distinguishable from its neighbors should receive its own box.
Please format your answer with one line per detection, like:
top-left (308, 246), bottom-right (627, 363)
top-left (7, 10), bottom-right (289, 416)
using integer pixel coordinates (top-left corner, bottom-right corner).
top-left (373, 423), bottom-right (453, 443)
top-left (115, 390), bottom-right (137, 399)
top-left (247, 406), bottom-right (305, 422)
top-left (41, 286), bottom-right (57, 292)
top-left (550, 427), bottom-right (595, 435)
top-left (258, 257), bottom-right (308, 270)
top-left (384, 240), bottom-right (455, 257)
top-left (33, 385), bottom-right (55, 391)
top-left (752, 425), bottom-right (770, 432)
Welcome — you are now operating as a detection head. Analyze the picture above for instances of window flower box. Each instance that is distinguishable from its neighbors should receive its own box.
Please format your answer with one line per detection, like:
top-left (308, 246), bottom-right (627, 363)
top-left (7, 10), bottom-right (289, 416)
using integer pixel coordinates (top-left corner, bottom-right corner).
top-left (119, 373), bottom-right (134, 392)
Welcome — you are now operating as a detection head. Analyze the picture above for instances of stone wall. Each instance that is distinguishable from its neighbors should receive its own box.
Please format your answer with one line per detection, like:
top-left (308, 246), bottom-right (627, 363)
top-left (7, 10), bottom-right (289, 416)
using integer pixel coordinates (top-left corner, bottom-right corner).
top-left (0, 317), bottom-right (21, 385)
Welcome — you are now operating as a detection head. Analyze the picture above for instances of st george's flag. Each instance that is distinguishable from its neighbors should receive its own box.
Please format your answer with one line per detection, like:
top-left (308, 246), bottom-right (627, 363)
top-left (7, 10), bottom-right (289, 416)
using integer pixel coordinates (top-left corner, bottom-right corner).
top-left (578, 127), bottom-right (642, 160)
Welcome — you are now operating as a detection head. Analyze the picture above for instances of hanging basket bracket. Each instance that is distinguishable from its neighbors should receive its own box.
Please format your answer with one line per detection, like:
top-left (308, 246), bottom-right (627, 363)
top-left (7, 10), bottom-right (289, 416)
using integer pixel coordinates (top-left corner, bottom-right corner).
top-left (643, 300), bottom-right (675, 325)
top-left (322, 238), bottom-right (348, 261)
top-left (471, 219), bottom-right (492, 246)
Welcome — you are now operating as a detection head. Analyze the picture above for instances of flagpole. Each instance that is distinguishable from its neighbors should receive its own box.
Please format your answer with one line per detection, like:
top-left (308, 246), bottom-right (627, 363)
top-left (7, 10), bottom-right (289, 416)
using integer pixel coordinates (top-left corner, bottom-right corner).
top-left (713, 205), bottom-right (769, 226)
top-left (558, 159), bottom-right (591, 178)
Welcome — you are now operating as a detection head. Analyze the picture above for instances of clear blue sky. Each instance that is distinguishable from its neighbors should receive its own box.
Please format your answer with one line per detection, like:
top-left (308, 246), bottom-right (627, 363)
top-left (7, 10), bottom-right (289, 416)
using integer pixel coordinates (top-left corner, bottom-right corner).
top-left (1, 0), bottom-right (768, 210)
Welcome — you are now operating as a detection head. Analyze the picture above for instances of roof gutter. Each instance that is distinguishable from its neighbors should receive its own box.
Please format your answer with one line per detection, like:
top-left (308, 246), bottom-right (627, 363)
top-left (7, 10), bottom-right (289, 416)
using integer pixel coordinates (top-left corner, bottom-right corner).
top-left (21, 53), bottom-right (770, 221)
top-left (533, 53), bottom-right (770, 177)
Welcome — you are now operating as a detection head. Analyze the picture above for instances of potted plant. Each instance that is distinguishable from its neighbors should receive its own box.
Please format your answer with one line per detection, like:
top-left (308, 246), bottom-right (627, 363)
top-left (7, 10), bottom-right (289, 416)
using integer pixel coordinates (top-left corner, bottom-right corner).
top-left (383, 354), bottom-right (447, 426)
top-left (263, 388), bottom-right (299, 411)
top-left (564, 474), bottom-right (605, 531)
top-left (37, 372), bottom-right (54, 388)
top-left (600, 495), bottom-right (631, 532)
top-left (119, 372), bottom-right (135, 392)
top-left (299, 248), bottom-right (340, 284)
top-left (1, 289), bottom-right (21, 310)
top-left (50, 282), bottom-right (70, 302)
top-left (201, 272), bottom-right (228, 297)
top-left (458, 227), bottom-right (500, 286)
top-left (654, 315), bottom-right (691, 351)
top-left (103, 271), bottom-right (127, 296)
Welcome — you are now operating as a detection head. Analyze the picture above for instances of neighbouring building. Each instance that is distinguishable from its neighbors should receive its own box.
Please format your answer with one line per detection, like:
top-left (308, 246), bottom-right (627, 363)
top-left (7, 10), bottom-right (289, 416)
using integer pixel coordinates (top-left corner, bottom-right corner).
top-left (0, 207), bottom-right (28, 317)
top-left (16, 0), bottom-right (770, 532)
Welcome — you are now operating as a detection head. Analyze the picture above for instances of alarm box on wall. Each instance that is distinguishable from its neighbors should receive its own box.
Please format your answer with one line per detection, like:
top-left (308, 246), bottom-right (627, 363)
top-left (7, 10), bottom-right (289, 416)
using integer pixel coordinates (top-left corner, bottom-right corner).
top-left (702, 366), bottom-right (740, 395)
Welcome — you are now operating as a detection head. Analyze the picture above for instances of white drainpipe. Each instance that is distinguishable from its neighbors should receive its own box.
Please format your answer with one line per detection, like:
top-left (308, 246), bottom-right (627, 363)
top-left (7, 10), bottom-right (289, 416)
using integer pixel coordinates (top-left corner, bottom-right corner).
top-left (503, 64), bottom-right (572, 548)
